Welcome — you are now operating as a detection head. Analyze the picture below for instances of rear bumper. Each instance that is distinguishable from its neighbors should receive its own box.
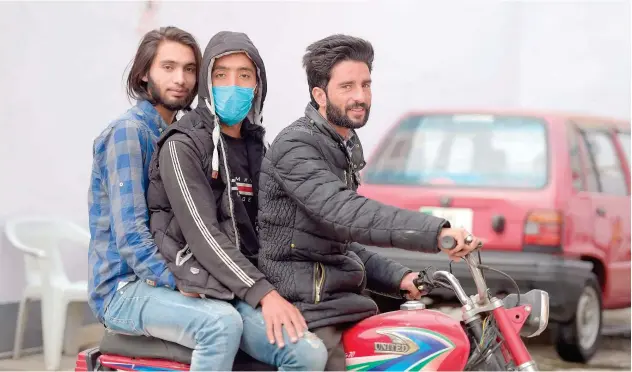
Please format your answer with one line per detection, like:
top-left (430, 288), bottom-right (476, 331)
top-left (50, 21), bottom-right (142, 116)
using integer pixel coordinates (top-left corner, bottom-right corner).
top-left (365, 247), bottom-right (593, 323)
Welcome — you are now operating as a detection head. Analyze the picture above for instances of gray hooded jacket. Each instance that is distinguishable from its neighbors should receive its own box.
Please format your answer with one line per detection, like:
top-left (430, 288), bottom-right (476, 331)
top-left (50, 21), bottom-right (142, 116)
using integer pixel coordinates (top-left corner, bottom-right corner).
top-left (146, 31), bottom-right (274, 308)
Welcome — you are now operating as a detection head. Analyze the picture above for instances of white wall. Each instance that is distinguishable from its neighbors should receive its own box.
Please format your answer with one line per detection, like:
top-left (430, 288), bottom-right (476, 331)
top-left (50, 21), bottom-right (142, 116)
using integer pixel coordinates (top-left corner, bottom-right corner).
top-left (0, 0), bottom-right (629, 302)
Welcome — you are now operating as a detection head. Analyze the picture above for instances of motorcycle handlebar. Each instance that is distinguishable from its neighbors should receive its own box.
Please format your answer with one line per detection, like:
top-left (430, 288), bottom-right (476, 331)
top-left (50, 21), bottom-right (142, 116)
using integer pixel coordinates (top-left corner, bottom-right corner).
top-left (406, 235), bottom-right (489, 306)
top-left (439, 235), bottom-right (483, 250)
top-left (410, 270), bottom-right (473, 306)
top-left (439, 235), bottom-right (460, 250)
top-left (437, 235), bottom-right (489, 305)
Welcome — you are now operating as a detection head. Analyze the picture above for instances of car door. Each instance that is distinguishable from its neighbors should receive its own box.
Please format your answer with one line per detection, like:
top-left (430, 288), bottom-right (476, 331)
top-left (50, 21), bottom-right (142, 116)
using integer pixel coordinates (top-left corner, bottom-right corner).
top-left (564, 123), bottom-right (599, 262)
top-left (612, 129), bottom-right (631, 306)
top-left (579, 126), bottom-right (630, 306)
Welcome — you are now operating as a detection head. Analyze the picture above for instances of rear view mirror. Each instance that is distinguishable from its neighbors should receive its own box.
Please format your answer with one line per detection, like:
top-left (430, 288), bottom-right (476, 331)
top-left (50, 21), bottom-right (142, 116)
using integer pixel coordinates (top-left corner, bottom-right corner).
top-left (503, 289), bottom-right (550, 338)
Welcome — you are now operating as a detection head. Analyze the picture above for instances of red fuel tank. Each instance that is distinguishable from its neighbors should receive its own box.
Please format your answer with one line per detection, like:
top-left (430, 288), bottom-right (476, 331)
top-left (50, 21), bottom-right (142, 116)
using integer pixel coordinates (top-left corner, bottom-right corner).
top-left (343, 305), bottom-right (470, 371)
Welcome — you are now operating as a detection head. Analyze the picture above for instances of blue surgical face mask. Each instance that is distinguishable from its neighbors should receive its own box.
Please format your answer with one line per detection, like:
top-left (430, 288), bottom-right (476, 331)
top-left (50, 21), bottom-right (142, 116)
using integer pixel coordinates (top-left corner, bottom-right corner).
top-left (212, 85), bottom-right (255, 126)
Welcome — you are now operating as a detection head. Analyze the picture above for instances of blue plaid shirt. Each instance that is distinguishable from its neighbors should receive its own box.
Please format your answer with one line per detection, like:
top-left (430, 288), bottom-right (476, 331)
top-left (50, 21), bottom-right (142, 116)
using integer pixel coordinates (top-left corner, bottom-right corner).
top-left (88, 100), bottom-right (176, 323)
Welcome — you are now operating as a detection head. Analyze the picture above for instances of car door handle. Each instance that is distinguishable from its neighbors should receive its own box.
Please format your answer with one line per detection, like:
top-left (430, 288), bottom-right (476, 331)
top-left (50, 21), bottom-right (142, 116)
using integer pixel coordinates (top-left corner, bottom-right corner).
top-left (596, 207), bottom-right (607, 217)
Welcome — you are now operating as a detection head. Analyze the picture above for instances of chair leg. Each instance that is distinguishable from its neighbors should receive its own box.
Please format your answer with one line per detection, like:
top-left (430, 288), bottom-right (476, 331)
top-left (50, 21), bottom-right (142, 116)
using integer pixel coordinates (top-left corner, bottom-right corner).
top-left (12, 296), bottom-right (29, 359)
top-left (41, 294), bottom-right (66, 371)
top-left (63, 302), bottom-right (85, 355)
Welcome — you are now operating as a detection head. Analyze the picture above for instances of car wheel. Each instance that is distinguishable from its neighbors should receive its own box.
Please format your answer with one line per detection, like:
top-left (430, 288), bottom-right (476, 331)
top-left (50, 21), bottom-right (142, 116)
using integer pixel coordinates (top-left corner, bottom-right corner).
top-left (554, 274), bottom-right (602, 363)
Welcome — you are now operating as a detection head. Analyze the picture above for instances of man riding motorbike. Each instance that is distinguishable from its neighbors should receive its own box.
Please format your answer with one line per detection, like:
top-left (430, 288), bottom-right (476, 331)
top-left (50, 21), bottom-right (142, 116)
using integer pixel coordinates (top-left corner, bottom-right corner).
top-left (257, 34), bottom-right (482, 370)
top-left (146, 31), bottom-right (328, 371)
top-left (86, 26), bottom-right (237, 371)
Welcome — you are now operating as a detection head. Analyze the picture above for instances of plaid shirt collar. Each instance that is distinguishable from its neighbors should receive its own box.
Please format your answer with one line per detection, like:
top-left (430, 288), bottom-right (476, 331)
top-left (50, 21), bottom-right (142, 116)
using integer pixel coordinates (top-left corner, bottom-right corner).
top-left (136, 100), bottom-right (169, 137)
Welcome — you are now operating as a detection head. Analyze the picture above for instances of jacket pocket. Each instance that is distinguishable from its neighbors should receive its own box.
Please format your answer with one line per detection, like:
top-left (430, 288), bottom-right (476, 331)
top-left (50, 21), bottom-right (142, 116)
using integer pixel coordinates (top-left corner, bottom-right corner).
top-left (313, 262), bottom-right (326, 304)
top-left (347, 251), bottom-right (367, 290)
top-left (168, 258), bottom-right (210, 290)
top-left (292, 229), bottom-right (343, 257)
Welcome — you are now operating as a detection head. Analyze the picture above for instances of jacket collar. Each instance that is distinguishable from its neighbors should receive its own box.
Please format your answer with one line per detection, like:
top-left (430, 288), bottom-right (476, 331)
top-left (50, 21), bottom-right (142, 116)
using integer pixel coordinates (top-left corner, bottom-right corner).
top-left (136, 100), bottom-right (169, 137)
top-left (304, 103), bottom-right (366, 172)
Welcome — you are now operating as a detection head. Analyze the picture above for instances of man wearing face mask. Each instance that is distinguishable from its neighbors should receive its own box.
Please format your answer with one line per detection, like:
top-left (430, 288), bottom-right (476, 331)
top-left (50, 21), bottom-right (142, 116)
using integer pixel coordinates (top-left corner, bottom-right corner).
top-left (146, 31), bottom-right (328, 371)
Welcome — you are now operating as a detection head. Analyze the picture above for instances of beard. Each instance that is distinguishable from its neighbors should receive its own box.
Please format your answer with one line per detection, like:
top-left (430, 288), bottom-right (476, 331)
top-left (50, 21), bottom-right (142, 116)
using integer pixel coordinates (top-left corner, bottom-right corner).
top-left (147, 77), bottom-right (195, 112)
top-left (325, 96), bottom-right (371, 130)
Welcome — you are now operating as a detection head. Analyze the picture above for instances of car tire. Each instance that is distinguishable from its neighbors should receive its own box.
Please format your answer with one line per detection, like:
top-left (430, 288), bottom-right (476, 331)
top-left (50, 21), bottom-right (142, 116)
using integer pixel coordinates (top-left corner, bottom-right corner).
top-left (554, 274), bottom-right (603, 363)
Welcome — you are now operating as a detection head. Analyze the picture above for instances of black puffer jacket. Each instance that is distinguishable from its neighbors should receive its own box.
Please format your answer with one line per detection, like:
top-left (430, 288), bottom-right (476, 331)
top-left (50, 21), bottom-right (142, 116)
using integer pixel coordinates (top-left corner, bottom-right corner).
top-left (257, 103), bottom-right (450, 329)
top-left (146, 31), bottom-right (275, 308)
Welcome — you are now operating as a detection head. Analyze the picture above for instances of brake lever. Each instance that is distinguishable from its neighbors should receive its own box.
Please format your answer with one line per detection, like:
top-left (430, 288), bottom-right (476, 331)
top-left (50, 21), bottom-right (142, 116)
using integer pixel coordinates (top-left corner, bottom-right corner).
top-left (400, 268), bottom-right (435, 299)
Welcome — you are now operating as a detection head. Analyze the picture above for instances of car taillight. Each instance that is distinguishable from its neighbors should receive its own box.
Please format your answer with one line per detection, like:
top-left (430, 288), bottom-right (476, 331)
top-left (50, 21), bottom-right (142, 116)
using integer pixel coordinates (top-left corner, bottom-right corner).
top-left (523, 210), bottom-right (563, 246)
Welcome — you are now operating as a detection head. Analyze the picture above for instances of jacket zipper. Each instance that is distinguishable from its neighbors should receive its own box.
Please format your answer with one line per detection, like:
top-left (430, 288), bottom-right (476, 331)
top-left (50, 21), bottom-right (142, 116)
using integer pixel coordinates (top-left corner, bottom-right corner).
top-left (314, 262), bottom-right (326, 304)
top-left (218, 136), bottom-right (241, 252)
top-left (346, 161), bottom-right (355, 189)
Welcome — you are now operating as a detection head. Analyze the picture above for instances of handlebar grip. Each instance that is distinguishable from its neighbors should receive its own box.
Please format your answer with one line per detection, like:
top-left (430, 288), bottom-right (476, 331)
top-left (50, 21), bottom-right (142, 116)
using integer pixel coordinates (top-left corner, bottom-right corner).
top-left (439, 235), bottom-right (482, 250)
top-left (440, 236), bottom-right (458, 250)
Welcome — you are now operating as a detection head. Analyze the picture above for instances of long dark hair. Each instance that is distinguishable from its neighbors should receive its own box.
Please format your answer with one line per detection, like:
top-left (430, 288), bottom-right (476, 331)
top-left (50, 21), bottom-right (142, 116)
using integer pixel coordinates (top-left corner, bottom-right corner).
top-left (126, 26), bottom-right (202, 110)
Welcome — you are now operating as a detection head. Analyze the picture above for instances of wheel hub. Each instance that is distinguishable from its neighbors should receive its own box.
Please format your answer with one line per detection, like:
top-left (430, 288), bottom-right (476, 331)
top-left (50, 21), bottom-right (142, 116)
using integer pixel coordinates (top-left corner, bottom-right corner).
top-left (576, 285), bottom-right (600, 350)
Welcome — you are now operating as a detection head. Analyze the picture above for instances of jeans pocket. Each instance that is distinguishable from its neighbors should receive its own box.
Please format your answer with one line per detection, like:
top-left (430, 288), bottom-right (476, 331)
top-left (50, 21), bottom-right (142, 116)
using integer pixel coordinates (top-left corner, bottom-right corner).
top-left (104, 282), bottom-right (133, 317)
top-left (103, 283), bottom-right (143, 336)
top-left (103, 317), bottom-right (140, 336)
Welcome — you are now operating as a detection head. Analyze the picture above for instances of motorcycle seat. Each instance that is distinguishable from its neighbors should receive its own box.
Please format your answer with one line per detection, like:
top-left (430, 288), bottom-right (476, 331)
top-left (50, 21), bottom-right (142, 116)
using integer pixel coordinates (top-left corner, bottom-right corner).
top-left (99, 329), bottom-right (275, 370)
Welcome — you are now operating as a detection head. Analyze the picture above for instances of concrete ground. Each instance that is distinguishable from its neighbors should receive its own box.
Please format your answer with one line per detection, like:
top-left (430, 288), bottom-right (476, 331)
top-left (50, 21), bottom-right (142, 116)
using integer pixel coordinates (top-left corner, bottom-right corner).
top-left (530, 309), bottom-right (630, 370)
top-left (0, 324), bottom-right (103, 372)
top-left (0, 309), bottom-right (629, 371)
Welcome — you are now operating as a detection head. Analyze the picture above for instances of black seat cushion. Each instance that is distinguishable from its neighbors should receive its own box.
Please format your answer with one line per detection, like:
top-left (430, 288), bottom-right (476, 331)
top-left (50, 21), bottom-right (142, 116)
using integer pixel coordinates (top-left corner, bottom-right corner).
top-left (100, 330), bottom-right (275, 371)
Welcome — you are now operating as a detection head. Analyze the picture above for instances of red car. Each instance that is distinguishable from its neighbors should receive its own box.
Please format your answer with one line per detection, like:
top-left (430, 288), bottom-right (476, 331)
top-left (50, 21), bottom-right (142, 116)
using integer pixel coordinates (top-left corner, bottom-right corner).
top-left (358, 109), bottom-right (630, 363)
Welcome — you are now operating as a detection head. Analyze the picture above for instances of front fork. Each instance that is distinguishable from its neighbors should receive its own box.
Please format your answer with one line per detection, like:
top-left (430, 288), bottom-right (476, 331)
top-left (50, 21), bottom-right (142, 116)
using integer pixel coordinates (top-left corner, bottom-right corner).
top-left (464, 316), bottom-right (506, 370)
top-left (492, 306), bottom-right (538, 371)
top-left (463, 299), bottom-right (537, 371)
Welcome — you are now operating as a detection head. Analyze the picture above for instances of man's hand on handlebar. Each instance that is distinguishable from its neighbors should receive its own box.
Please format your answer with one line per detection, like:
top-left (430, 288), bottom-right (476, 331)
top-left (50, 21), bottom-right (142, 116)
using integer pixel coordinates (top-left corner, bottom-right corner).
top-left (400, 272), bottom-right (423, 300)
top-left (438, 228), bottom-right (482, 261)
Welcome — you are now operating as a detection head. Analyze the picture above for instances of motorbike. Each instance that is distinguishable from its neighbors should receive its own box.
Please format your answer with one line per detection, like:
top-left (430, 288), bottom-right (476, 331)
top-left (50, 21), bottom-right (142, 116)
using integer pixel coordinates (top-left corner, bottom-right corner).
top-left (75, 235), bottom-right (549, 371)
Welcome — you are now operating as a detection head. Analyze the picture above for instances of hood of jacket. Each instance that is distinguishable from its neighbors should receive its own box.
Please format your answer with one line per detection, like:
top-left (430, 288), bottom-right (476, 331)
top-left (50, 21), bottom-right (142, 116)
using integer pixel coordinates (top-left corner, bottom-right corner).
top-left (198, 31), bottom-right (267, 128)
top-left (189, 31), bottom-right (268, 177)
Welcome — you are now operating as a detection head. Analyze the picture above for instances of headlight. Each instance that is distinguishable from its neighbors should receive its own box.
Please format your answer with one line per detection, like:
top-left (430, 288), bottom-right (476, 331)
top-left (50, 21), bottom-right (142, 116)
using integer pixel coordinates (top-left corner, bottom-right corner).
top-left (502, 289), bottom-right (550, 338)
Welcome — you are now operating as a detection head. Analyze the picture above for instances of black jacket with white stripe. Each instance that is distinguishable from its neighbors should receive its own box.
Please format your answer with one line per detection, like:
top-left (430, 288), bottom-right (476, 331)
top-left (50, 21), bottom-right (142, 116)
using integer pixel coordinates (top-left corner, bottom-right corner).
top-left (145, 31), bottom-right (275, 308)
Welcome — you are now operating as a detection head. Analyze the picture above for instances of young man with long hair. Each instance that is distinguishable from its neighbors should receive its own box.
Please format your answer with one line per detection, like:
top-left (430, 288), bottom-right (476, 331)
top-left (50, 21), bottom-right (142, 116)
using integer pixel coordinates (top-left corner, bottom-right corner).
top-left (87, 27), bottom-right (249, 371)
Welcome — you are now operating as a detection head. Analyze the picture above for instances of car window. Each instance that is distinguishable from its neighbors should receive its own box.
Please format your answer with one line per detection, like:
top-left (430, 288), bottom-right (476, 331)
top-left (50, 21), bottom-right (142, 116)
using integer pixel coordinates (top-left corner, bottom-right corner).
top-left (568, 125), bottom-right (585, 191)
top-left (616, 131), bottom-right (630, 166)
top-left (371, 119), bottom-right (414, 171)
top-left (364, 114), bottom-right (548, 189)
top-left (583, 130), bottom-right (628, 196)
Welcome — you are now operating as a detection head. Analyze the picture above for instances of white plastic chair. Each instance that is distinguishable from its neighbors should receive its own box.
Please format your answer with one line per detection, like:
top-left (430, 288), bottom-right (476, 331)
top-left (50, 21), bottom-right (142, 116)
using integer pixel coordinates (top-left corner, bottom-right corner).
top-left (5, 216), bottom-right (90, 371)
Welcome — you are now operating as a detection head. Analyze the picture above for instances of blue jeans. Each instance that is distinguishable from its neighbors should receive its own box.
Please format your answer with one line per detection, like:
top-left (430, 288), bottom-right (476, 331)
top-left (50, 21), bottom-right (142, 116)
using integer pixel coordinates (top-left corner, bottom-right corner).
top-left (103, 280), bottom-right (328, 371)
top-left (234, 300), bottom-right (328, 371)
